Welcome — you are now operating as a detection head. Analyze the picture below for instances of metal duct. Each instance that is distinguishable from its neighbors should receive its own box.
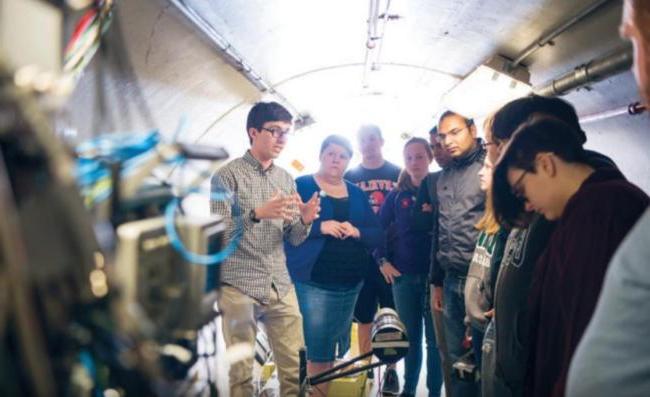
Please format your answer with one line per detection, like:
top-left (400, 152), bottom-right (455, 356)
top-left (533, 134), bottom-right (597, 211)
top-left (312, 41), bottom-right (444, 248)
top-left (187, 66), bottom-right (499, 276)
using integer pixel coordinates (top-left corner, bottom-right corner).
top-left (534, 46), bottom-right (633, 97)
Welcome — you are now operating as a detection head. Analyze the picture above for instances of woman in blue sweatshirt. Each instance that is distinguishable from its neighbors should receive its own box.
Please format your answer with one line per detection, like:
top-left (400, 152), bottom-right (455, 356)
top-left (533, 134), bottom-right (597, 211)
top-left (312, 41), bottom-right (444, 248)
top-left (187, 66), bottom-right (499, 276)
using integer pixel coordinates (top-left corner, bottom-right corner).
top-left (377, 137), bottom-right (443, 397)
top-left (285, 134), bottom-right (381, 396)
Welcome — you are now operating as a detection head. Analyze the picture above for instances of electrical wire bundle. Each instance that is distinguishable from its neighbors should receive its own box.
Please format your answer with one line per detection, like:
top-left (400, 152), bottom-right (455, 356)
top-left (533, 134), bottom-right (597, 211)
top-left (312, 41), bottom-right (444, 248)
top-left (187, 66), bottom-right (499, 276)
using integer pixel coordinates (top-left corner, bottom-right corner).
top-left (74, 129), bottom-right (241, 266)
top-left (64, 0), bottom-right (115, 79)
top-left (75, 131), bottom-right (166, 207)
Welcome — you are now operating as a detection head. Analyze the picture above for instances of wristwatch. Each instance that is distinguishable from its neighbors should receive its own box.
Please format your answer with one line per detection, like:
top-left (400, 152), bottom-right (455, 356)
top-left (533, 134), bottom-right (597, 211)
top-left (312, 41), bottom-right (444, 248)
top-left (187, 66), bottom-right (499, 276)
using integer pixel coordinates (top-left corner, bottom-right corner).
top-left (249, 209), bottom-right (260, 223)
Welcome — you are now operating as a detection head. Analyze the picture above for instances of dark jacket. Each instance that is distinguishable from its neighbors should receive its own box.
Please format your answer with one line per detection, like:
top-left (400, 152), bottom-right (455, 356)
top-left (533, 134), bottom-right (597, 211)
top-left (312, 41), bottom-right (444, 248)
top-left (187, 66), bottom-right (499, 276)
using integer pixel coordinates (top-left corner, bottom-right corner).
top-left (489, 215), bottom-right (555, 397)
top-left (430, 141), bottom-right (486, 285)
top-left (486, 150), bottom-right (621, 397)
top-left (525, 167), bottom-right (648, 397)
top-left (412, 171), bottom-right (441, 232)
top-left (284, 175), bottom-right (382, 283)
top-left (377, 187), bottom-right (431, 275)
top-left (413, 171), bottom-right (443, 283)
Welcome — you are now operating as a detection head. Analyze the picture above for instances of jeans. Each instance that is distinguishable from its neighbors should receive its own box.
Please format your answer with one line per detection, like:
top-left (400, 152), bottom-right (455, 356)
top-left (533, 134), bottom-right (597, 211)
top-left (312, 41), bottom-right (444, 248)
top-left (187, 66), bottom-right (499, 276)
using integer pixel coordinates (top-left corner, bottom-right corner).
top-left (393, 274), bottom-right (443, 396)
top-left (443, 274), bottom-right (478, 397)
top-left (471, 326), bottom-right (484, 366)
top-left (295, 281), bottom-right (362, 362)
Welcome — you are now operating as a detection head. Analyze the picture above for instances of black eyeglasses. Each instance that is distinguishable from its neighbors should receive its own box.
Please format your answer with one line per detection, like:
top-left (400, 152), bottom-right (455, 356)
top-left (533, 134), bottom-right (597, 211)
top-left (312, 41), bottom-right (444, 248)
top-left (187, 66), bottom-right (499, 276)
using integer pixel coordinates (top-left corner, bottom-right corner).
top-left (261, 126), bottom-right (292, 139)
top-left (481, 141), bottom-right (496, 150)
top-left (438, 126), bottom-right (469, 141)
top-left (511, 170), bottom-right (529, 199)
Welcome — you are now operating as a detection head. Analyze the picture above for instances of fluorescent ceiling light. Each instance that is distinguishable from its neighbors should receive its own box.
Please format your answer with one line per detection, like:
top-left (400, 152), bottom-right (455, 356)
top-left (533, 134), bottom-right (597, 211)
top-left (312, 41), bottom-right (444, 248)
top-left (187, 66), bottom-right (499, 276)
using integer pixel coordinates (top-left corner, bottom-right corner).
top-left (442, 55), bottom-right (532, 119)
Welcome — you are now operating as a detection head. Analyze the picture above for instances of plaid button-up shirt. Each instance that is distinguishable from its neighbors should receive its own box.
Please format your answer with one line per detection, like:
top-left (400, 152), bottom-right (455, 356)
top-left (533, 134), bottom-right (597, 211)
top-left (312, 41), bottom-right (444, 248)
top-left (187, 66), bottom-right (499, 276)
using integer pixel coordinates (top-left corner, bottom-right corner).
top-left (210, 151), bottom-right (310, 304)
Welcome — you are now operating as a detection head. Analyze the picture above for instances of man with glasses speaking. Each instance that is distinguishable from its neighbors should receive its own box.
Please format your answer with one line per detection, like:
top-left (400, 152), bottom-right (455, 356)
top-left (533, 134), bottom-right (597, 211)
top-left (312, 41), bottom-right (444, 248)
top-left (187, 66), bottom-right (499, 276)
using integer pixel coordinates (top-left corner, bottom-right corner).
top-left (211, 101), bottom-right (321, 397)
top-left (429, 111), bottom-right (486, 397)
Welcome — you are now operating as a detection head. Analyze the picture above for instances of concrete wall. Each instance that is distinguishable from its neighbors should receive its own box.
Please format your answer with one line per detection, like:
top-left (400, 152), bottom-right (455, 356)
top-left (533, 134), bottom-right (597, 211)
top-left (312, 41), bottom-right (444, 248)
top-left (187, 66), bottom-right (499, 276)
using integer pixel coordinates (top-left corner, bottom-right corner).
top-left (59, 0), bottom-right (261, 161)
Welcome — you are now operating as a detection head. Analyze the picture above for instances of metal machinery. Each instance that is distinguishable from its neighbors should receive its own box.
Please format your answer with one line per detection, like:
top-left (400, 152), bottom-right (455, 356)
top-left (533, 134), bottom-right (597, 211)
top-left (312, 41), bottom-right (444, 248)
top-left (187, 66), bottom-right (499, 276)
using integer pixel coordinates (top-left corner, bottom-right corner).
top-left (0, 2), bottom-right (232, 395)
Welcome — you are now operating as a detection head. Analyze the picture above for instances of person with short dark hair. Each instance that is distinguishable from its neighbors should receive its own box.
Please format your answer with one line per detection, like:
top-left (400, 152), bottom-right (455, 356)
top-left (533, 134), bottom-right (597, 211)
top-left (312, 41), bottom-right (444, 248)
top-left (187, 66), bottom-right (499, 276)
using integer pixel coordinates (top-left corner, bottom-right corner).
top-left (211, 101), bottom-right (321, 397)
top-left (491, 95), bottom-right (586, 145)
top-left (481, 95), bottom-right (619, 397)
top-left (490, 95), bottom-right (616, 170)
top-left (245, 100), bottom-right (293, 143)
top-left (567, 2), bottom-right (650, 395)
top-left (491, 116), bottom-right (649, 397)
top-left (429, 126), bottom-right (455, 168)
top-left (345, 124), bottom-right (402, 393)
top-left (376, 138), bottom-right (443, 397)
top-left (285, 134), bottom-right (381, 396)
top-left (430, 111), bottom-right (486, 397)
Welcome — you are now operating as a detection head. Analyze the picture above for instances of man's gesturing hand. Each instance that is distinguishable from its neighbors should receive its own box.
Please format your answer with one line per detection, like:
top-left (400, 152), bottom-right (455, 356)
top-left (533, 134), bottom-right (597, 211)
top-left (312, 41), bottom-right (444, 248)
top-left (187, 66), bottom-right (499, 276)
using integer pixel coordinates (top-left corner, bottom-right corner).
top-left (254, 191), bottom-right (300, 221)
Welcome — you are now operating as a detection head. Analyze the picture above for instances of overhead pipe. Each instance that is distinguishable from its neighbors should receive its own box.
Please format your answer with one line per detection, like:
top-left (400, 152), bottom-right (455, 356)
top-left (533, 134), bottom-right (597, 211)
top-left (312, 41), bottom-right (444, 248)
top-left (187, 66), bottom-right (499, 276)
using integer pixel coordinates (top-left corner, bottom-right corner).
top-left (580, 102), bottom-right (647, 124)
top-left (534, 46), bottom-right (633, 97)
top-left (366, 0), bottom-right (380, 49)
top-left (362, 0), bottom-right (398, 88)
top-left (362, 0), bottom-right (383, 87)
top-left (510, 0), bottom-right (615, 68)
top-left (169, 0), bottom-right (308, 124)
top-left (372, 0), bottom-right (394, 70)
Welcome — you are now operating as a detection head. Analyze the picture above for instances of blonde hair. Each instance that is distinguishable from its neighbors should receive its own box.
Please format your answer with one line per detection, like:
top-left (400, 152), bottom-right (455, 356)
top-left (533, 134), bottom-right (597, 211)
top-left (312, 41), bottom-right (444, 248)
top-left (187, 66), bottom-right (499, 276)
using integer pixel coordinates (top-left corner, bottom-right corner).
top-left (483, 114), bottom-right (494, 140)
top-left (475, 125), bottom-right (499, 235)
top-left (475, 187), bottom-right (500, 235)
